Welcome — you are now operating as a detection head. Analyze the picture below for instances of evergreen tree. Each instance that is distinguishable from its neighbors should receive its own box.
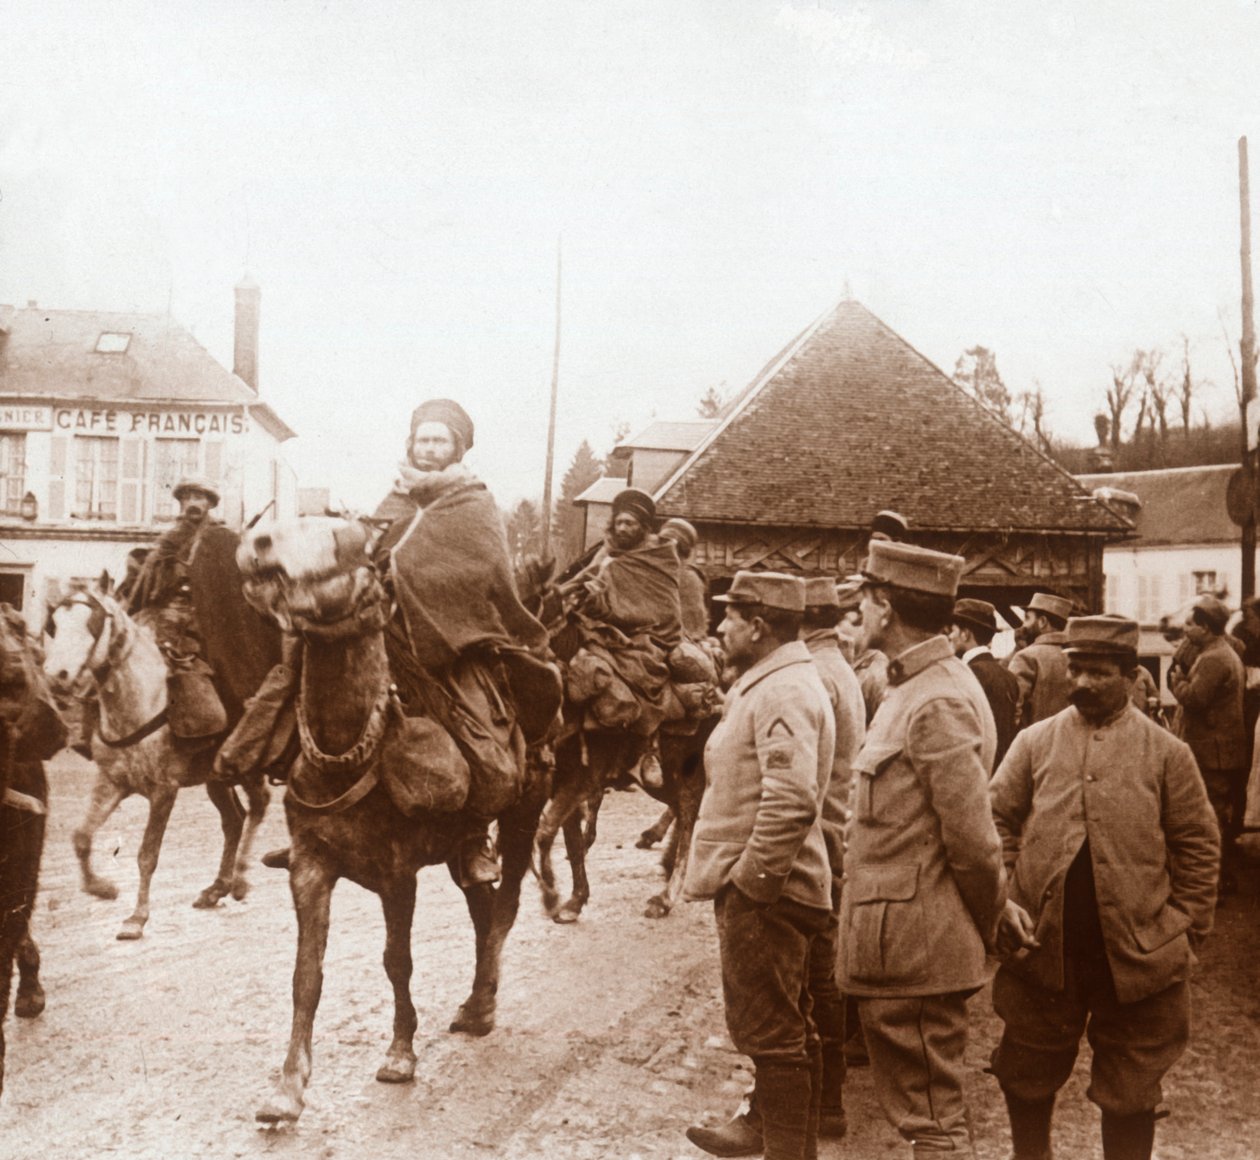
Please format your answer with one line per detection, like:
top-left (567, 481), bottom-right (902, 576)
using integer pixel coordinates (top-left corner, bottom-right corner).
top-left (551, 439), bottom-right (604, 565)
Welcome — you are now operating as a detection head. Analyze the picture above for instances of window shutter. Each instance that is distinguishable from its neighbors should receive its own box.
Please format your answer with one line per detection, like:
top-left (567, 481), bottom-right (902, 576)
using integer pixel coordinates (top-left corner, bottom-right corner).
top-left (204, 440), bottom-right (223, 487)
top-left (48, 435), bottom-right (67, 519)
top-left (119, 438), bottom-right (147, 524)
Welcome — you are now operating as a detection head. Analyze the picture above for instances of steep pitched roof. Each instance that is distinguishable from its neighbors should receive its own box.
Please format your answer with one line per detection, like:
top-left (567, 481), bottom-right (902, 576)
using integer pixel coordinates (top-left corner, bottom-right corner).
top-left (0, 305), bottom-right (295, 439)
top-left (621, 420), bottom-right (715, 451)
top-left (1077, 464), bottom-right (1238, 547)
top-left (655, 299), bottom-right (1128, 535)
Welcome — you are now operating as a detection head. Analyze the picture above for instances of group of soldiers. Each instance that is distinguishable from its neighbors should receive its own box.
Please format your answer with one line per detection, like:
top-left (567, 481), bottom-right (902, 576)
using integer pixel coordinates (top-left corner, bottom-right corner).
top-left (679, 533), bottom-right (1222, 1160)
top-left (81, 399), bottom-right (1229, 1160)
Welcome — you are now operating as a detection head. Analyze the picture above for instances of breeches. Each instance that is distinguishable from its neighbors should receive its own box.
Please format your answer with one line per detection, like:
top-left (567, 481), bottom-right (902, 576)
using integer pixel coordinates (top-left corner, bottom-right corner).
top-left (858, 991), bottom-right (976, 1154)
top-left (715, 886), bottom-right (829, 1066)
top-left (991, 958), bottom-right (1190, 1116)
top-left (806, 904), bottom-right (845, 1046)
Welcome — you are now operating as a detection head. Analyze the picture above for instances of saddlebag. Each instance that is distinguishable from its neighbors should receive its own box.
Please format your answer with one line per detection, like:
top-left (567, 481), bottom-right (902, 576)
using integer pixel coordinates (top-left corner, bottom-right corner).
top-left (214, 661), bottom-right (299, 781)
top-left (379, 704), bottom-right (470, 816)
top-left (167, 655), bottom-right (228, 739)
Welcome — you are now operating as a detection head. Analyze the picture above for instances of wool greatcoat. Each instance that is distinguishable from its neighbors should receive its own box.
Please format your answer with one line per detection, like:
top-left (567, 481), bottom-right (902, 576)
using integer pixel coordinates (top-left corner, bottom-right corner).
top-left (684, 639), bottom-right (835, 909)
top-left (989, 704), bottom-right (1220, 1004)
top-left (1008, 630), bottom-right (1073, 728)
top-left (839, 634), bottom-right (1004, 996)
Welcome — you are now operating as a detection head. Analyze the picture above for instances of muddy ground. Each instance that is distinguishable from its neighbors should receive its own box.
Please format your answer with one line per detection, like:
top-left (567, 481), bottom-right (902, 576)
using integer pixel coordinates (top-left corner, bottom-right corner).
top-left (1, 753), bottom-right (1257, 1159)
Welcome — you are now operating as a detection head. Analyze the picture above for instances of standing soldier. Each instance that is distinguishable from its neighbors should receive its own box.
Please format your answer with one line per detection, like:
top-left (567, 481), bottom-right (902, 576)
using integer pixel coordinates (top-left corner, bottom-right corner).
top-left (840, 541), bottom-right (1005, 1159)
top-left (1009, 592), bottom-right (1074, 727)
top-left (835, 576), bottom-right (889, 726)
top-left (949, 597), bottom-right (1020, 768)
top-left (684, 571), bottom-right (835, 1160)
top-left (990, 615), bottom-right (1219, 1160)
top-left (1169, 594), bottom-right (1246, 895)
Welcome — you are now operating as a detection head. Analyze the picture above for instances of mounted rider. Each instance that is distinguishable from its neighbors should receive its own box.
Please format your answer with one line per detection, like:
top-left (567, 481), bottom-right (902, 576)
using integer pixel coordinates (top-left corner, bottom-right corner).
top-left (372, 398), bottom-right (560, 885)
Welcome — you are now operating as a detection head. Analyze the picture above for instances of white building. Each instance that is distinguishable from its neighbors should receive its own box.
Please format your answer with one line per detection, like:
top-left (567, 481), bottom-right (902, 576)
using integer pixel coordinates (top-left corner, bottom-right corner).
top-left (0, 280), bottom-right (297, 633)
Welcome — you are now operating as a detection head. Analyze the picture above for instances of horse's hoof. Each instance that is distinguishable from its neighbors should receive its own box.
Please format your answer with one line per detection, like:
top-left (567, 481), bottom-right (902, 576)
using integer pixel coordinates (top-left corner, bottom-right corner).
top-left (449, 1006), bottom-right (495, 1037)
top-left (552, 903), bottom-right (582, 925)
top-left (255, 1092), bottom-right (303, 1124)
top-left (116, 919), bottom-right (145, 941)
top-left (643, 895), bottom-right (671, 919)
top-left (375, 1054), bottom-right (417, 1084)
top-left (230, 878), bottom-right (250, 902)
top-left (635, 833), bottom-right (659, 850)
top-left (15, 985), bottom-right (45, 1019)
top-left (86, 879), bottom-right (118, 901)
top-left (191, 891), bottom-right (220, 909)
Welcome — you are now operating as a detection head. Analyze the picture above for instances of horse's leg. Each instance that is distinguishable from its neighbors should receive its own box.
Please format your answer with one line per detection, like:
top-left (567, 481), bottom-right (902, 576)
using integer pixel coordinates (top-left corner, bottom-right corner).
top-left (256, 856), bottom-right (336, 1123)
top-left (452, 798), bottom-right (539, 1035)
top-left (229, 776), bottom-right (270, 902)
top-left (14, 928), bottom-right (44, 1018)
top-left (74, 771), bottom-right (127, 901)
top-left (636, 803), bottom-right (675, 849)
top-left (117, 786), bottom-right (176, 940)
top-left (195, 781), bottom-right (244, 908)
top-left (0, 924), bottom-right (12, 1097)
top-left (533, 776), bottom-right (586, 919)
top-left (645, 737), bottom-right (705, 918)
top-left (375, 876), bottom-right (419, 1083)
top-left (556, 791), bottom-right (600, 924)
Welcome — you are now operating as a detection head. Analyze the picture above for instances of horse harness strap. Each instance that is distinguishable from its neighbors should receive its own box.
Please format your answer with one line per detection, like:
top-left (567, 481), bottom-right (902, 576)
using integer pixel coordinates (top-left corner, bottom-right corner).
top-left (97, 707), bottom-right (171, 750)
top-left (2, 787), bottom-right (46, 815)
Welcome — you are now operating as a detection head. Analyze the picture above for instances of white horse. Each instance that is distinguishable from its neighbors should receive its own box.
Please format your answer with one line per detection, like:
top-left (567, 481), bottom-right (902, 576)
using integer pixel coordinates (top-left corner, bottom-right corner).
top-left (43, 586), bottom-right (269, 940)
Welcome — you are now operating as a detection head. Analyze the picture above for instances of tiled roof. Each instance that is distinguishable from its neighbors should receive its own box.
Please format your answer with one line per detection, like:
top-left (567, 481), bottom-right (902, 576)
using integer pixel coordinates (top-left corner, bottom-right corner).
top-left (656, 299), bottom-right (1129, 535)
top-left (1077, 464), bottom-right (1238, 547)
top-left (621, 420), bottom-right (715, 451)
top-left (0, 305), bottom-right (295, 439)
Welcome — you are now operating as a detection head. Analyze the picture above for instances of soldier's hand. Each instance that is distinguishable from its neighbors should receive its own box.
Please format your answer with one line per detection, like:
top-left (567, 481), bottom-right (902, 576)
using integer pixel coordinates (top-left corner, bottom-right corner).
top-left (995, 899), bottom-right (1039, 958)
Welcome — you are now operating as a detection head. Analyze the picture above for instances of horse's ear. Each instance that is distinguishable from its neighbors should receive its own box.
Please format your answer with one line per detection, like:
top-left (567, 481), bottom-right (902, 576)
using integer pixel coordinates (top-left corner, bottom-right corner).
top-left (98, 569), bottom-right (113, 594)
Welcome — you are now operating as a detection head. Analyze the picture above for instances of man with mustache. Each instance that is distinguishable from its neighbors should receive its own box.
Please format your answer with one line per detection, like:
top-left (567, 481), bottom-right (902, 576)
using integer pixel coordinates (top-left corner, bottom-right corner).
top-left (990, 615), bottom-right (1219, 1160)
top-left (1008, 592), bottom-right (1074, 728)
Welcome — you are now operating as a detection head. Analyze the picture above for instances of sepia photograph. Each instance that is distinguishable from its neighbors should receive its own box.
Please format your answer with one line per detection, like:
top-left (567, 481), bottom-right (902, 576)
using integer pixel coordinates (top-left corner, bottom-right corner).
top-left (1, 3), bottom-right (1258, 1157)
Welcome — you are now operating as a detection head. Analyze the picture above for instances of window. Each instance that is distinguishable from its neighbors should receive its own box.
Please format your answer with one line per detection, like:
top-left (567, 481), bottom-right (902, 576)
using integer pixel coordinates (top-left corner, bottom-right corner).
top-left (153, 439), bottom-right (201, 520)
top-left (73, 437), bottom-right (119, 520)
top-left (1192, 570), bottom-right (1218, 596)
top-left (95, 332), bottom-right (132, 353)
top-left (1105, 573), bottom-right (1119, 614)
top-left (0, 432), bottom-right (26, 516)
top-left (1137, 574), bottom-right (1163, 625)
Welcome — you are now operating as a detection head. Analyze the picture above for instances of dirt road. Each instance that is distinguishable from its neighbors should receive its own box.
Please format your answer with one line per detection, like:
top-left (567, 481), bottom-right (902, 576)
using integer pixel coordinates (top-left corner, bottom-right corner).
top-left (2, 754), bottom-right (1257, 1159)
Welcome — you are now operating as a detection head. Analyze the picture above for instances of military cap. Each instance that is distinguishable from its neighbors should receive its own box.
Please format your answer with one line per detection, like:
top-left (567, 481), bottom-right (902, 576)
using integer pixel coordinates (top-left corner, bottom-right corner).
top-left (1028, 592), bottom-right (1074, 622)
top-left (870, 509), bottom-right (909, 542)
top-left (659, 517), bottom-right (698, 549)
top-left (410, 398), bottom-right (475, 451)
top-left (953, 597), bottom-right (999, 635)
top-left (834, 575), bottom-right (865, 611)
top-left (1063, 614), bottom-right (1140, 657)
top-left (1192, 594), bottom-right (1230, 633)
top-left (862, 540), bottom-right (964, 597)
top-left (714, 570), bottom-right (806, 613)
top-left (803, 576), bottom-right (840, 609)
top-left (611, 488), bottom-right (656, 526)
top-left (172, 477), bottom-right (221, 507)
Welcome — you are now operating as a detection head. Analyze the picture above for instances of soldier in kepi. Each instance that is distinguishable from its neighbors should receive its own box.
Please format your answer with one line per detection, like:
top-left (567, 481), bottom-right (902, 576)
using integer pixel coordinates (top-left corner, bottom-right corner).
top-left (1008, 591), bottom-right (1075, 728)
top-left (370, 397), bottom-right (559, 886)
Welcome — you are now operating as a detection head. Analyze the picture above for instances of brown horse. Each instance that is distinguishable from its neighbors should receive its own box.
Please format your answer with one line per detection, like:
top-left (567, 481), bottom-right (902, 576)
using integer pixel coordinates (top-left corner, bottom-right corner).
top-left (1, 605), bottom-right (67, 1098)
top-left (240, 518), bottom-right (547, 1124)
top-left (516, 558), bottom-right (718, 922)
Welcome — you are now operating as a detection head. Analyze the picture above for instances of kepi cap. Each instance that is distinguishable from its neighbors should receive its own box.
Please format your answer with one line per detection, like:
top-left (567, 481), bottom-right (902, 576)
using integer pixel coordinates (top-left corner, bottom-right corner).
top-left (611, 488), bottom-right (656, 526)
top-left (1028, 592), bottom-right (1074, 622)
top-left (714, 570), bottom-right (806, 613)
top-left (862, 540), bottom-right (963, 597)
top-left (410, 398), bottom-right (475, 451)
top-left (172, 477), bottom-right (221, 507)
top-left (1063, 614), bottom-right (1140, 657)
top-left (803, 576), bottom-right (840, 609)
top-left (953, 598), bottom-right (999, 635)
top-left (870, 509), bottom-right (909, 541)
top-left (1192, 594), bottom-right (1230, 633)
top-left (834, 575), bottom-right (864, 611)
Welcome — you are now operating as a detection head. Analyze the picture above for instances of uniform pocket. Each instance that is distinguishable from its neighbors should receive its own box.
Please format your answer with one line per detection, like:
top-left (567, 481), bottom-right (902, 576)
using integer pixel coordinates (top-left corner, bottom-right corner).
top-left (851, 743), bottom-right (902, 825)
top-left (845, 864), bottom-right (928, 987)
top-left (1133, 904), bottom-right (1192, 953)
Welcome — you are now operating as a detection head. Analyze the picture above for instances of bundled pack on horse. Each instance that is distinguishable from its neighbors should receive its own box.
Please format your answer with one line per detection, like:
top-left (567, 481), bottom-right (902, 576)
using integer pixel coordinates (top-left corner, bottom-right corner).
top-left (528, 490), bottom-right (724, 922)
top-left (43, 516), bottom-right (280, 940)
top-left (1, 605), bottom-right (67, 1098)
top-left (235, 510), bottom-right (560, 1125)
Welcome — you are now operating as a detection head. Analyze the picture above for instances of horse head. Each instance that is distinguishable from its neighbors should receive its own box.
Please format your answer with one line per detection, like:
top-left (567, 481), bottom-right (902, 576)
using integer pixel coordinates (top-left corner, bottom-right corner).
top-left (238, 517), bottom-right (388, 639)
top-left (42, 583), bottom-right (117, 699)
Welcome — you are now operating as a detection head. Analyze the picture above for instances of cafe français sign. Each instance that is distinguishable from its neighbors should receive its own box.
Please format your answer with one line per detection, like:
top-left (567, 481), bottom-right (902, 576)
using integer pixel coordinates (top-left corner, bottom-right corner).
top-left (54, 407), bottom-right (248, 435)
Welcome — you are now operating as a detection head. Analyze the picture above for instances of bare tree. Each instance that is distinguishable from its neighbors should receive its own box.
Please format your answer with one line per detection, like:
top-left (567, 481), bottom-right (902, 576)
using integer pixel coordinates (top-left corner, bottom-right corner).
top-left (1177, 334), bottom-right (1197, 440)
top-left (1105, 354), bottom-right (1142, 456)
top-left (1015, 382), bottom-right (1050, 453)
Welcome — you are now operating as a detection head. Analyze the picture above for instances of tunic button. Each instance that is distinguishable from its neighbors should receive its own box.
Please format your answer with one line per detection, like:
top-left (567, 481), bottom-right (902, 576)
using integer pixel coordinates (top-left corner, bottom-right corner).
top-left (1085, 775), bottom-right (1096, 783)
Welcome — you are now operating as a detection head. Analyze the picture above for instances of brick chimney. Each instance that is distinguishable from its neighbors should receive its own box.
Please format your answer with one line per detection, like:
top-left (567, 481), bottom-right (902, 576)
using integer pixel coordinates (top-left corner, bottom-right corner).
top-left (233, 275), bottom-right (260, 392)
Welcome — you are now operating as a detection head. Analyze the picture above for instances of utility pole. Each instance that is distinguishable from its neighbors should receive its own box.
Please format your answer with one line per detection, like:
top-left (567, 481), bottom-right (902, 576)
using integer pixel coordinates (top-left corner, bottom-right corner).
top-left (1241, 138), bottom-right (1257, 600)
top-left (541, 237), bottom-right (562, 560)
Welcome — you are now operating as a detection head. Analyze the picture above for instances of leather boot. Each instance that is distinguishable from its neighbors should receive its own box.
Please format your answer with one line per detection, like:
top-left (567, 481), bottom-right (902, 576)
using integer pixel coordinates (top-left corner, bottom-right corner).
top-left (756, 1061), bottom-right (812, 1160)
top-left (685, 1107), bottom-right (761, 1158)
top-left (458, 825), bottom-right (501, 887)
top-left (1003, 1091), bottom-right (1054, 1159)
top-left (1101, 1110), bottom-right (1155, 1160)
top-left (261, 847), bottom-right (291, 870)
top-left (818, 1039), bottom-right (848, 1139)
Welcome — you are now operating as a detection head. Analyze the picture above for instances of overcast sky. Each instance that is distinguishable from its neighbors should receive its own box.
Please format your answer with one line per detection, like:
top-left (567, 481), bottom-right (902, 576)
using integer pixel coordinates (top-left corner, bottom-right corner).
top-left (2, 1), bottom-right (1257, 511)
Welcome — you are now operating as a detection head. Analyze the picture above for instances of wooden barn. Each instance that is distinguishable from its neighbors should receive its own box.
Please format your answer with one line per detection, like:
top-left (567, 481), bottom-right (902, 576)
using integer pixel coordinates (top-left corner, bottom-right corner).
top-left (647, 298), bottom-right (1131, 623)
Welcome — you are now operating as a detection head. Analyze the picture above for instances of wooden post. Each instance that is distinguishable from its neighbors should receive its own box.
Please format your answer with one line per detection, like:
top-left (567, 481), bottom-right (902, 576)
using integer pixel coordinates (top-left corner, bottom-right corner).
top-left (541, 237), bottom-right (561, 560)
top-left (1241, 138), bottom-right (1257, 600)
